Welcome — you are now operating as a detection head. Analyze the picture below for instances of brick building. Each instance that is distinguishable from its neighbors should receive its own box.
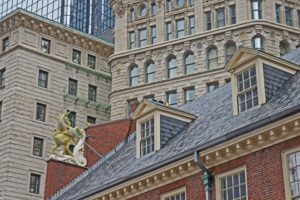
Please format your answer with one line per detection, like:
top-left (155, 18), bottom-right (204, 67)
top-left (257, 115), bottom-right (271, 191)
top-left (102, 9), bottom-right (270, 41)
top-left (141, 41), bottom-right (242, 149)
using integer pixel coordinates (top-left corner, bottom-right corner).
top-left (108, 0), bottom-right (300, 120)
top-left (45, 47), bottom-right (300, 200)
top-left (0, 9), bottom-right (113, 200)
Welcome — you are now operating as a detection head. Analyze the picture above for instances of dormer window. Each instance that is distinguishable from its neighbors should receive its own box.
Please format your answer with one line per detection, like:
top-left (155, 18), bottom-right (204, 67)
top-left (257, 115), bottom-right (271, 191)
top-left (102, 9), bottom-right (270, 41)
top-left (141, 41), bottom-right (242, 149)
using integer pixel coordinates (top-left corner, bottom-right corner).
top-left (237, 67), bottom-right (258, 112)
top-left (140, 118), bottom-right (155, 156)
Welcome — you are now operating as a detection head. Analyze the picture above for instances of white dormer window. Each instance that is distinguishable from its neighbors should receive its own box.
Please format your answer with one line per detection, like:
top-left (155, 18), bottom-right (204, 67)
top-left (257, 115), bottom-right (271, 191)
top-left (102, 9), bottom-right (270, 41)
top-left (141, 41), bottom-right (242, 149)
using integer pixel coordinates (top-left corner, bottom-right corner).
top-left (237, 67), bottom-right (258, 112)
top-left (140, 118), bottom-right (155, 156)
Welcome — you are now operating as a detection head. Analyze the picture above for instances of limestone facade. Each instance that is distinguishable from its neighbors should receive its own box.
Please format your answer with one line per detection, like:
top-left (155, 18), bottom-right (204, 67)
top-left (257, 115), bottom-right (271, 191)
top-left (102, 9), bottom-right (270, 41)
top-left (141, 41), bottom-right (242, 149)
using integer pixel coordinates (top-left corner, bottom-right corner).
top-left (0, 10), bottom-right (113, 200)
top-left (109, 0), bottom-right (300, 120)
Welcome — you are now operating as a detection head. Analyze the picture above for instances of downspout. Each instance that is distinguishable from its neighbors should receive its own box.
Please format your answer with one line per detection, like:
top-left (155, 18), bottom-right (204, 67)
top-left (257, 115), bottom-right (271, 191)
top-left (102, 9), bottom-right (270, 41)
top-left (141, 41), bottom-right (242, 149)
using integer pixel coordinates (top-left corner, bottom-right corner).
top-left (194, 151), bottom-right (213, 200)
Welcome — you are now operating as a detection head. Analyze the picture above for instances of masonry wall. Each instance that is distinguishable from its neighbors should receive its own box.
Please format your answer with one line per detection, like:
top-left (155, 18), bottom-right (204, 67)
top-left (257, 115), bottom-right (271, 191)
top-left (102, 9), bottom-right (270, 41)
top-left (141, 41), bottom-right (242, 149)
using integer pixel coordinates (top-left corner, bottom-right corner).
top-left (126, 135), bottom-right (300, 200)
top-left (0, 24), bottom-right (112, 199)
top-left (109, 0), bottom-right (300, 120)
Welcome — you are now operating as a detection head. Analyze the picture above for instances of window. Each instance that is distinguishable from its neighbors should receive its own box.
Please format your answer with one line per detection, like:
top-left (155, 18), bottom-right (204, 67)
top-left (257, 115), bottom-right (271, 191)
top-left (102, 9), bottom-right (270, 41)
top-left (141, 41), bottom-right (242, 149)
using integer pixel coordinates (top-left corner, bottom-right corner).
top-left (166, 21), bottom-right (173, 40)
top-left (286, 7), bottom-right (293, 26)
top-left (184, 87), bottom-right (195, 104)
top-left (166, 91), bottom-right (177, 106)
top-left (176, 19), bottom-right (185, 38)
top-left (68, 79), bottom-right (77, 96)
top-left (127, 98), bottom-right (139, 116)
top-left (216, 8), bottom-right (225, 28)
top-left (41, 38), bottom-right (50, 54)
top-left (177, 0), bottom-right (184, 8)
top-left (189, 0), bottom-right (194, 6)
top-left (140, 118), bottom-right (155, 156)
top-left (207, 46), bottom-right (218, 69)
top-left (298, 11), bottom-right (300, 28)
top-left (166, 0), bottom-right (172, 12)
top-left (2, 37), bottom-right (9, 52)
top-left (230, 5), bottom-right (236, 24)
top-left (167, 55), bottom-right (177, 78)
top-left (140, 5), bottom-right (147, 17)
top-left (207, 82), bottom-right (219, 93)
top-left (72, 49), bottom-right (81, 64)
top-left (225, 42), bottom-right (237, 63)
top-left (33, 137), bottom-right (44, 157)
top-left (129, 65), bottom-right (139, 86)
top-left (151, 26), bottom-right (157, 44)
top-left (36, 103), bottom-right (46, 122)
top-left (276, 4), bottom-right (281, 23)
top-left (161, 188), bottom-right (186, 200)
top-left (88, 85), bottom-right (97, 102)
top-left (205, 11), bottom-right (212, 30)
top-left (67, 111), bottom-right (76, 127)
top-left (129, 31), bottom-right (135, 49)
top-left (237, 67), bottom-right (258, 112)
top-left (189, 16), bottom-right (195, 34)
top-left (185, 52), bottom-right (195, 75)
top-left (145, 61), bottom-right (155, 83)
top-left (151, 2), bottom-right (156, 16)
top-left (0, 101), bottom-right (2, 121)
top-left (251, 0), bottom-right (262, 20)
top-left (284, 150), bottom-right (300, 199)
top-left (139, 28), bottom-right (147, 47)
top-left (218, 170), bottom-right (247, 200)
top-left (280, 41), bottom-right (290, 56)
top-left (87, 55), bottom-right (96, 69)
top-left (252, 35), bottom-right (264, 50)
top-left (0, 68), bottom-right (5, 87)
top-left (29, 174), bottom-right (41, 194)
top-left (129, 8), bottom-right (135, 21)
top-left (38, 70), bottom-right (48, 88)
top-left (87, 116), bottom-right (96, 124)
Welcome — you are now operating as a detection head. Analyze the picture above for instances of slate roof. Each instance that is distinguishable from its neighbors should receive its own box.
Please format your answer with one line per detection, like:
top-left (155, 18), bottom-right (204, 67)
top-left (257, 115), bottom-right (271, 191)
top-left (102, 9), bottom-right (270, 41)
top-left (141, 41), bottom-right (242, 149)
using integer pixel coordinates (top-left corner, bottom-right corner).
top-left (51, 52), bottom-right (300, 200)
top-left (281, 47), bottom-right (300, 65)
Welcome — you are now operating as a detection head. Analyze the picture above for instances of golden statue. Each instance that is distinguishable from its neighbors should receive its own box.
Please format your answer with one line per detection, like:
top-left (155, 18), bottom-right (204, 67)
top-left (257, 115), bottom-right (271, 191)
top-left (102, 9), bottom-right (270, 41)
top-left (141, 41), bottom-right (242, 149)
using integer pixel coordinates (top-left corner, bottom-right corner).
top-left (50, 112), bottom-right (87, 167)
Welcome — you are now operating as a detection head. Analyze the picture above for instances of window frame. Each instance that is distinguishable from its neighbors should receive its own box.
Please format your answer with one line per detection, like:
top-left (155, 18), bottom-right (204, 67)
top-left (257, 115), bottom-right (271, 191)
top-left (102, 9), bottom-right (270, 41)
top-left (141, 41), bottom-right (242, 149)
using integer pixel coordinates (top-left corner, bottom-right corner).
top-left (252, 35), bottom-right (265, 51)
top-left (225, 41), bottom-right (237, 63)
top-left (38, 69), bottom-right (49, 88)
top-left (129, 65), bottom-right (139, 87)
top-left (285, 7), bottom-right (293, 26)
top-left (29, 173), bottom-right (41, 194)
top-left (166, 55), bottom-right (177, 79)
top-left (2, 36), bottom-right (9, 52)
top-left (140, 117), bottom-right (155, 157)
top-left (0, 101), bottom-right (2, 122)
top-left (145, 61), bottom-right (155, 83)
top-left (230, 4), bottom-right (236, 24)
top-left (251, 0), bottom-right (262, 20)
top-left (87, 116), bottom-right (96, 124)
top-left (0, 68), bottom-right (5, 87)
top-left (184, 52), bottom-right (195, 75)
top-left (68, 78), bottom-right (78, 96)
top-left (184, 87), bottom-right (196, 104)
top-left (216, 7), bottom-right (226, 28)
top-left (72, 49), bottom-right (81, 65)
top-left (129, 31), bottom-right (135, 49)
top-left (166, 21), bottom-right (173, 41)
top-left (207, 81), bottom-right (219, 93)
top-left (41, 38), bottom-right (51, 54)
top-left (160, 187), bottom-right (186, 200)
top-left (189, 16), bottom-right (195, 35)
top-left (166, 90), bottom-right (177, 106)
top-left (205, 11), bottom-right (212, 30)
top-left (282, 147), bottom-right (300, 200)
top-left (215, 166), bottom-right (248, 200)
top-left (88, 84), bottom-right (97, 102)
top-left (32, 137), bottom-right (44, 157)
top-left (67, 110), bottom-right (76, 128)
top-left (276, 4), bottom-right (281, 23)
top-left (138, 28), bottom-right (147, 47)
top-left (207, 46), bottom-right (218, 69)
top-left (176, 19), bottom-right (185, 38)
top-left (87, 54), bottom-right (96, 70)
top-left (35, 102), bottom-right (47, 122)
top-left (151, 25), bottom-right (157, 44)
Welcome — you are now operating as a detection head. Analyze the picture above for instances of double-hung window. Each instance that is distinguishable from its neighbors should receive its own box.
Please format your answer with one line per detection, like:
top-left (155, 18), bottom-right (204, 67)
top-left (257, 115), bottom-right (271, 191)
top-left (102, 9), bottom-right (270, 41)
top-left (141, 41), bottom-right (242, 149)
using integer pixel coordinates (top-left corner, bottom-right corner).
top-left (0, 68), bottom-right (5, 87)
top-left (72, 49), bottom-right (81, 64)
top-left (237, 67), bottom-right (258, 112)
top-left (251, 0), bottom-right (262, 20)
top-left (230, 5), bottom-right (236, 24)
top-left (205, 11), bottom-right (212, 30)
top-left (33, 137), bottom-right (44, 157)
top-left (38, 70), bottom-right (48, 88)
top-left (166, 22), bottom-right (173, 40)
top-left (129, 65), bottom-right (139, 86)
top-left (2, 37), bottom-right (9, 52)
top-left (36, 103), bottom-right (46, 122)
top-left (140, 118), bottom-right (155, 156)
top-left (68, 79), bottom-right (77, 96)
top-left (285, 7), bottom-right (293, 26)
top-left (176, 19), bottom-right (185, 38)
top-left (41, 38), bottom-right (51, 54)
top-left (216, 8), bottom-right (225, 28)
top-left (88, 85), bottom-right (97, 102)
top-left (151, 26), bottom-right (157, 44)
top-left (189, 16), bottom-right (195, 34)
top-left (167, 56), bottom-right (177, 78)
top-left (284, 150), bottom-right (300, 199)
top-left (29, 174), bottom-right (41, 194)
top-left (185, 53), bottom-right (195, 75)
top-left (145, 62), bottom-right (155, 83)
top-left (184, 87), bottom-right (195, 104)
top-left (166, 91), bottom-right (177, 106)
top-left (139, 28), bottom-right (147, 47)
top-left (151, 2), bottom-right (156, 16)
top-left (276, 4), bottom-right (281, 23)
top-left (129, 31), bottom-right (135, 49)
top-left (166, 0), bottom-right (172, 12)
top-left (87, 55), bottom-right (96, 69)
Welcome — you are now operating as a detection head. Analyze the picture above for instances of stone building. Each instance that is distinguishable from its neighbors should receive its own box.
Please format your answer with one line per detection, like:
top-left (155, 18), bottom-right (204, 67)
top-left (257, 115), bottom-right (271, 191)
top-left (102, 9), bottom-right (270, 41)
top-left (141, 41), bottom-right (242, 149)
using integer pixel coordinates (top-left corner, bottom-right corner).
top-left (109, 0), bottom-right (300, 120)
top-left (0, 10), bottom-right (113, 200)
top-left (45, 47), bottom-right (300, 200)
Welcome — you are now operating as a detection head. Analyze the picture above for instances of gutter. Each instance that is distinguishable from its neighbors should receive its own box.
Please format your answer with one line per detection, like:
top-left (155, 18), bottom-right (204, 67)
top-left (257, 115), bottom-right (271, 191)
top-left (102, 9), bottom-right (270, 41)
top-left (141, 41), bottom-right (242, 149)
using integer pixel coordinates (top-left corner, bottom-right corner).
top-left (64, 104), bottom-right (300, 200)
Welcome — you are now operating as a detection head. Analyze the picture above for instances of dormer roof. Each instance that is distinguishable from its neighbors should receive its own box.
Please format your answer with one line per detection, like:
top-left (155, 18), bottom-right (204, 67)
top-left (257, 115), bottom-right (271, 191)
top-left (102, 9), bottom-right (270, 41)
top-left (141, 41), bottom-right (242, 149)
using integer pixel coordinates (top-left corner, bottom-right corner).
top-left (225, 47), bottom-right (300, 73)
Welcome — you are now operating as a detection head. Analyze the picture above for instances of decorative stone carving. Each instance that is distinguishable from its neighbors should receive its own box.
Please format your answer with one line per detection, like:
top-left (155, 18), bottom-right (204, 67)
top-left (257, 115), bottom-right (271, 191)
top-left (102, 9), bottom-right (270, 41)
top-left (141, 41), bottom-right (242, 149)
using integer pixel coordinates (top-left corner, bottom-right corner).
top-left (50, 112), bottom-right (87, 167)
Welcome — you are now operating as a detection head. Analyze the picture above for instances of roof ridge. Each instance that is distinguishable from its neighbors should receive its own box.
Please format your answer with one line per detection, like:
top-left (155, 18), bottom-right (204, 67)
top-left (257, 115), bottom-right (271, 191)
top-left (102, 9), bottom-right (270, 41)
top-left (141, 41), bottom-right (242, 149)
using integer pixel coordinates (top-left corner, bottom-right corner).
top-left (49, 132), bottom-right (136, 200)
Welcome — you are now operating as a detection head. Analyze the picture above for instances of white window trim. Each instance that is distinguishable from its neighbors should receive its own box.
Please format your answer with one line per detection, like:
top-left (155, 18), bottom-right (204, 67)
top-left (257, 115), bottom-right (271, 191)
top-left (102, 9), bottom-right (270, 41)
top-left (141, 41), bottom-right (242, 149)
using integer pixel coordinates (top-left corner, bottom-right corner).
top-left (160, 187), bottom-right (186, 200)
top-left (33, 100), bottom-right (49, 124)
top-left (215, 166), bottom-right (248, 200)
top-left (36, 66), bottom-right (51, 90)
top-left (27, 170), bottom-right (44, 197)
top-left (282, 146), bottom-right (300, 200)
top-left (30, 135), bottom-right (46, 159)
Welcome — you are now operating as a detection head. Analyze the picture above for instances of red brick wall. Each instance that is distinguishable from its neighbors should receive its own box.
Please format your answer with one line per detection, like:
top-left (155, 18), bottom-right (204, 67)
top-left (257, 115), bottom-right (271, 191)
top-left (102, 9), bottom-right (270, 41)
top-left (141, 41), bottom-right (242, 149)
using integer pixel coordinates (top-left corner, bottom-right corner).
top-left (85, 118), bottom-right (135, 167)
top-left (44, 160), bottom-right (85, 200)
top-left (128, 136), bottom-right (300, 200)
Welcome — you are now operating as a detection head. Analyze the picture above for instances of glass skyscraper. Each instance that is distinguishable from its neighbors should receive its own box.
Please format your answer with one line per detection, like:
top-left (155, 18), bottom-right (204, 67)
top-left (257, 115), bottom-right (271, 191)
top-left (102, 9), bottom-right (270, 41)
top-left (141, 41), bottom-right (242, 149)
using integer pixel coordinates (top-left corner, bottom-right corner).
top-left (0, 0), bottom-right (115, 42)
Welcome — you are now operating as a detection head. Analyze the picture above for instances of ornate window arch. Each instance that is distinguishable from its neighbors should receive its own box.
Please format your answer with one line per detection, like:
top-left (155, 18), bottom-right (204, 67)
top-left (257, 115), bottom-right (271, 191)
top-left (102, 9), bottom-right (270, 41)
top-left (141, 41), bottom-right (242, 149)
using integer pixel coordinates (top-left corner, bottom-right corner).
top-left (207, 45), bottom-right (218, 69)
top-left (184, 51), bottom-right (195, 75)
top-left (166, 55), bottom-right (177, 78)
top-left (145, 60), bottom-right (155, 83)
top-left (128, 64), bottom-right (139, 86)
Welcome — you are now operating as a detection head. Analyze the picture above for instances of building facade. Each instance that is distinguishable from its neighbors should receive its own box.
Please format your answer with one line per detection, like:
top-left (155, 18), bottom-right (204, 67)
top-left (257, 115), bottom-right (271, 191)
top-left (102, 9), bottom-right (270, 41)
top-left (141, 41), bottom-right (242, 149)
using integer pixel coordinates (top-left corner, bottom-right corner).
top-left (0, 0), bottom-right (115, 42)
top-left (109, 0), bottom-right (300, 120)
top-left (0, 10), bottom-right (113, 200)
top-left (46, 47), bottom-right (300, 200)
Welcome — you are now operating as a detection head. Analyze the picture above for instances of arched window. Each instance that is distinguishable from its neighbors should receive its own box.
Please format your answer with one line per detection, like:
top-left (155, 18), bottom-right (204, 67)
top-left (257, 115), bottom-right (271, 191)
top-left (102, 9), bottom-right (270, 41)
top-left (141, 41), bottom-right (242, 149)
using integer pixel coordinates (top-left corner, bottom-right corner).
top-left (139, 4), bottom-right (147, 17)
top-left (177, 0), bottom-right (184, 7)
top-left (279, 41), bottom-right (290, 56)
top-left (207, 46), bottom-right (218, 69)
top-left (129, 65), bottom-right (139, 86)
top-left (129, 8), bottom-right (135, 21)
top-left (184, 52), bottom-right (195, 75)
top-left (252, 35), bottom-right (264, 51)
top-left (145, 61), bottom-right (155, 83)
top-left (167, 55), bottom-right (177, 78)
top-left (225, 41), bottom-right (237, 63)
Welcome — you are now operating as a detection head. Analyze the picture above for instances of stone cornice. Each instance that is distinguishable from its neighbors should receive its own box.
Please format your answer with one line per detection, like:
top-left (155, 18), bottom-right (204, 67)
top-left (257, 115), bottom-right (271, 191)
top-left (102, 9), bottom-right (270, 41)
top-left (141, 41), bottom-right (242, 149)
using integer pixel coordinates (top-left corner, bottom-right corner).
top-left (85, 113), bottom-right (300, 200)
top-left (108, 20), bottom-right (300, 64)
top-left (0, 9), bottom-right (114, 58)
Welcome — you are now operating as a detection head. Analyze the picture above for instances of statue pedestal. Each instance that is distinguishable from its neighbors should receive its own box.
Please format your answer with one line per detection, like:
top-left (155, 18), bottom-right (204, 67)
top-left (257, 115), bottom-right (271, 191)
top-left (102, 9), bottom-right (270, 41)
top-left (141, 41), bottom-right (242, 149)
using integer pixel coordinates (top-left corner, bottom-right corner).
top-left (44, 158), bottom-right (86, 200)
